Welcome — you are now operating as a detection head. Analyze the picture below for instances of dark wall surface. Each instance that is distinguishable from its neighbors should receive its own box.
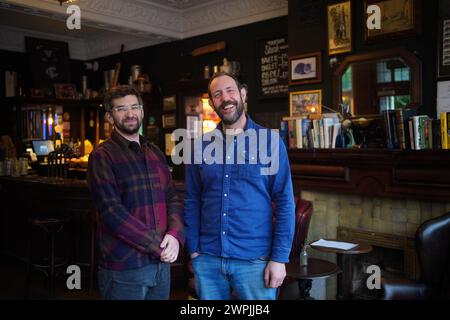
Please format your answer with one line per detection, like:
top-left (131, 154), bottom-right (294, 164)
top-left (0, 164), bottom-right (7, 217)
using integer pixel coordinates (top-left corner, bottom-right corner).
top-left (0, 48), bottom-right (85, 136)
top-left (93, 16), bottom-right (289, 126)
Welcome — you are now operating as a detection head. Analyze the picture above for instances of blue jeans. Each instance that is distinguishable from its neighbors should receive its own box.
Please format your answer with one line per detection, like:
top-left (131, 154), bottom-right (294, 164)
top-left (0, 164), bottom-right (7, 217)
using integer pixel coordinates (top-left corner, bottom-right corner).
top-left (98, 262), bottom-right (170, 300)
top-left (191, 254), bottom-right (277, 300)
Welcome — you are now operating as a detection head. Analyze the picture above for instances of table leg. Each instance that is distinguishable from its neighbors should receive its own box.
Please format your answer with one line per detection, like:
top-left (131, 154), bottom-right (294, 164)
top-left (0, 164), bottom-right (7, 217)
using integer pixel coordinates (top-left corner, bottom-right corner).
top-left (336, 253), bottom-right (344, 300)
top-left (297, 279), bottom-right (313, 300)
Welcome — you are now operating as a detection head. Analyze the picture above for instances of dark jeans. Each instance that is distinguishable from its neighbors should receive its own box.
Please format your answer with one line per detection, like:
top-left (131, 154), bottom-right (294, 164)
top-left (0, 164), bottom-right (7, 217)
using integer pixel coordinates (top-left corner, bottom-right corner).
top-left (98, 262), bottom-right (170, 300)
top-left (192, 254), bottom-right (276, 300)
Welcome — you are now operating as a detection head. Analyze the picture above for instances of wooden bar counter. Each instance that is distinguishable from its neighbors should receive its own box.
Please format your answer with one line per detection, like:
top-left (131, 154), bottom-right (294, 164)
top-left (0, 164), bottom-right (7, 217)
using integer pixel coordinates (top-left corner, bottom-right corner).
top-left (0, 175), bottom-right (93, 262)
top-left (0, 174), bottom-right (187, 288)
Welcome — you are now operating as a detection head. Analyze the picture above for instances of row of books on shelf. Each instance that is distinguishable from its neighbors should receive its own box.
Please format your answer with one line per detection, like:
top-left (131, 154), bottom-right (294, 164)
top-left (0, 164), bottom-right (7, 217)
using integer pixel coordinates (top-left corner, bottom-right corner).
top-left (280, 110), bottom-right (450, 150)
top-left (280, 113), bottom-right (342, 149)
top-left (383, 109), bottom-right (450, 150)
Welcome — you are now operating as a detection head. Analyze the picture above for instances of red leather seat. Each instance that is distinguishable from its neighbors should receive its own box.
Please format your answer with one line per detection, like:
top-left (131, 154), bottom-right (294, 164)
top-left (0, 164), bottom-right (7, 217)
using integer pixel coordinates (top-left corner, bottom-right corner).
top-left (289, 197), bottom-right (314, 261)
top-left (278, 197), bottom-right (314, 298)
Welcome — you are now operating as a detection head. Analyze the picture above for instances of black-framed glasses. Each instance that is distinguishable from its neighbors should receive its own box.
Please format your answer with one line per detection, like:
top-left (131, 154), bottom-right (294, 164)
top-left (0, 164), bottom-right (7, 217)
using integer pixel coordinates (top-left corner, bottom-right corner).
top-left (112, 104), bottom-right (143, 114)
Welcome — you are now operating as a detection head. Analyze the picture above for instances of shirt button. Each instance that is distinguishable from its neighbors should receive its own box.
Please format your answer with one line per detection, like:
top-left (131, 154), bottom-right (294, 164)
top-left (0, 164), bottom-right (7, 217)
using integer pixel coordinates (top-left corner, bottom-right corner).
top-left (223, 231), bottom-right (226, 235)
top-left (224, 193), bottom-right (227, 197)
top-left (225, 174), bottom-right (229, 178)
top-left (223, 213), bottom-right (227, 216)
top-left (227, 156), bottom-right (231, 160)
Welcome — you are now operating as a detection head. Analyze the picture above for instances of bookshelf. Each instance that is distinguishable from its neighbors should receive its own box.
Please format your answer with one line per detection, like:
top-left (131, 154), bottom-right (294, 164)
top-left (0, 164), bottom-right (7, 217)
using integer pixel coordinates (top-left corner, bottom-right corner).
top-left (2, 97), bottom-right (104, 156)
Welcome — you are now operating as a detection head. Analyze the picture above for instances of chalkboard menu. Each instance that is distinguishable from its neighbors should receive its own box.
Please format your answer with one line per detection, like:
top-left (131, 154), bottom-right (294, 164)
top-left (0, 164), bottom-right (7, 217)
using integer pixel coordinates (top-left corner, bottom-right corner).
top-left (257, 36), bottom-right (289, 99)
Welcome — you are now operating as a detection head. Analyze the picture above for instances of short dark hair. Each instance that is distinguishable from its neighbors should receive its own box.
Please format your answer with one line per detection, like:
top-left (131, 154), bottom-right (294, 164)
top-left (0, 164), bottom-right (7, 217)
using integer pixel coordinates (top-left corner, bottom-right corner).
top-left (207, 72), bottom-right (244, 101)
top-left (103, 85), bottom-right (143, 112)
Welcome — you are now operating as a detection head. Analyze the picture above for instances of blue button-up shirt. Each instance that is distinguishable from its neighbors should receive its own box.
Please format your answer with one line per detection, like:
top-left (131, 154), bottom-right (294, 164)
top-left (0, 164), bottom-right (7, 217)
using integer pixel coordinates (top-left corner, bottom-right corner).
top-left (183, 116), bottom-right (295, 263)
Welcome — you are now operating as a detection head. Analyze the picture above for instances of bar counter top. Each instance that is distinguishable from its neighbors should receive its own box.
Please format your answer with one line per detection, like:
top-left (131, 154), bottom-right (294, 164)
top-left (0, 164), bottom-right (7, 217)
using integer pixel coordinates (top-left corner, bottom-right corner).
top-left (0, 175), bottom-right (185, 263)
top-left (0, 175), bottom-right (185, 191)
top-left (0, 175), bottom-right (88, 189)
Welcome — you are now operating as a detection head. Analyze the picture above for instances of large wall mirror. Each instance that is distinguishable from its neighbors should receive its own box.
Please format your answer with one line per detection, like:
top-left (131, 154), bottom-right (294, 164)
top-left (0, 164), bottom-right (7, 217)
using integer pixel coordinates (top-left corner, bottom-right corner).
top-left (333, 47), bottom-right (422, 116)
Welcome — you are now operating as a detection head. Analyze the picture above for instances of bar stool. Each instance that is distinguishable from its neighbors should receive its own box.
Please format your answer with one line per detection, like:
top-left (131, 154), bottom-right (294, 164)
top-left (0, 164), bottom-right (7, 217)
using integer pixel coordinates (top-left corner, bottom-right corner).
top-left (70, 208), bottom-right (98, 293)
top-left (25, 216), bottom-right (71, 299)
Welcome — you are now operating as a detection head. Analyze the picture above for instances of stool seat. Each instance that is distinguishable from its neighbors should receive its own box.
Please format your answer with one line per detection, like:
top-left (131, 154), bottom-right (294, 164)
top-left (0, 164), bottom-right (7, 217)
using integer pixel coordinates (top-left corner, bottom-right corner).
top-left (32, 218), bottom-right (65, 225)
top-left (30, 217), bottom-right (69, 229)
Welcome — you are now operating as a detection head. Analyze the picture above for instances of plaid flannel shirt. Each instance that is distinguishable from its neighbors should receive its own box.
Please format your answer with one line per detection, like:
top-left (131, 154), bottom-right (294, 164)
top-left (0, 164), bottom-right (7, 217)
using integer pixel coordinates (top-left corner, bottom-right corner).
top-left (87, 130), bottom-right (184, 270)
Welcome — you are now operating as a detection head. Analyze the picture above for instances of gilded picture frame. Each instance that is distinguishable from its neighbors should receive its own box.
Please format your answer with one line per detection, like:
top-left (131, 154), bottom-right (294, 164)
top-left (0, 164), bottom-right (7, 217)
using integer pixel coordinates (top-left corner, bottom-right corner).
top-left (327, 1), bottom-right (352, 55)
top-left (289, 90), bottom-right (322, 117)
top-left (363, 0), bottom-right (421, 42)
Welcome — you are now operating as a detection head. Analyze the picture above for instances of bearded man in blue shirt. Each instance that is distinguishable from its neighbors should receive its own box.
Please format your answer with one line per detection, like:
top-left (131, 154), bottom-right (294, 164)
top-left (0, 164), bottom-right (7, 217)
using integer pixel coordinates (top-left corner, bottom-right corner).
top-left (183, 72), bottom-right (295, 300)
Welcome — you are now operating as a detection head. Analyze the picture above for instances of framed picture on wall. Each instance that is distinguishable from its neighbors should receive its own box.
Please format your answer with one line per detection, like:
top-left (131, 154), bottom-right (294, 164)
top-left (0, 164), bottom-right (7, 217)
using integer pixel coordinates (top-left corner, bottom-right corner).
top-left (363, 0), bottom-right (421, 42)
top-left (289, 52), bottom-right (322, 85)
top-left (163, 95), bottom-right (177, 112)
top-left (165, 133), bottom-right (175, 156)
top-left (438, 17), bottom-right (450, 78)
top-left (25, 37), bottom-right (71, 88)
top-left (162, 113), bottom-right (177, 128)
top-left (54, 83), bottom-right (77, 99)
top-left (327, 1), bottom-right (352, 55)
top-left (290, 90), bottom-right (322, 117)
top-left (30, 88), bottom-right (44, 98)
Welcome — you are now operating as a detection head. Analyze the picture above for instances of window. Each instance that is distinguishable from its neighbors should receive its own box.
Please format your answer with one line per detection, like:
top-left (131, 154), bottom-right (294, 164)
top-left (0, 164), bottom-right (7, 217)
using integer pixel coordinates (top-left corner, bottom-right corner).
top-left (377, 61), bottom-right (410, 83)
top-left (379, 95), bottom-right (410, 111)
top-left (394, 67), bottom-right (410, 82)
top-left (377, 62), bottom-right (392, 83)
top-left (342, 66), bottom-right (352, 91)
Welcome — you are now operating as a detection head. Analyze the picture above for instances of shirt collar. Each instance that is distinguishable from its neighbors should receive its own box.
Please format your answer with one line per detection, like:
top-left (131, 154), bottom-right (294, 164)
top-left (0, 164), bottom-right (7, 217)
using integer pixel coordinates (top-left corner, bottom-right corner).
top-left (215, 113), bottom-right (255, 134)
top-left (111, 129), bottom-right (149, 151)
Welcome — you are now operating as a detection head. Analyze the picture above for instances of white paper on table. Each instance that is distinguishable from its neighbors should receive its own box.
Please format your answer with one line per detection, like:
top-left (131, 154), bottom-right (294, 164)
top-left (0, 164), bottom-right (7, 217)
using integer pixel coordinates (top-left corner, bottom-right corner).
top-left (437, 80), bottom-right (450, 117)
top-left (310, 239), bottom-right (357, 250)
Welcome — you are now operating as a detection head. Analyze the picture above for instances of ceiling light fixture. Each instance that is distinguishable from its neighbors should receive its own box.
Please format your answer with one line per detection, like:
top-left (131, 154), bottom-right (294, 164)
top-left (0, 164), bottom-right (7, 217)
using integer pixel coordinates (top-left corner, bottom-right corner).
top-left (57, 0), bottom-right (76, 5)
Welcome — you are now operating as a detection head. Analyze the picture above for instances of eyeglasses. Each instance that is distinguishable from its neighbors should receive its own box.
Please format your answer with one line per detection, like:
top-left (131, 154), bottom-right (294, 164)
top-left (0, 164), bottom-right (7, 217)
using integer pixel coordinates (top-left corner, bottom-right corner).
top-left (112, 104), bottom-right (143, 114)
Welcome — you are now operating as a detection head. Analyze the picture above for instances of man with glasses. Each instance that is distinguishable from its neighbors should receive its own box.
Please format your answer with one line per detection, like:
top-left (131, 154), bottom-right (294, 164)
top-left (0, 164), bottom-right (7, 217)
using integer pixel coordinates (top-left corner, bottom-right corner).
top-left (87, 85), bottom-right (184, 300)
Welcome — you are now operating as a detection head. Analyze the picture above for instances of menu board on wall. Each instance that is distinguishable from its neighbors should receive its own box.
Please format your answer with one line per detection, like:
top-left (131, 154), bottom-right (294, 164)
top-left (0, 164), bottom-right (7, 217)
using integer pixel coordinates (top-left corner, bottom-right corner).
top-left (257, 35), bottom-right (289, 99)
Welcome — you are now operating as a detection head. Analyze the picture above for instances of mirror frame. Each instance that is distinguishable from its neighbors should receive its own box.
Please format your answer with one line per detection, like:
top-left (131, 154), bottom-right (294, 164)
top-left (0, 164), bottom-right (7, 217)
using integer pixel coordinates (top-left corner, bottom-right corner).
top-left (333, 47), bottom-right (422, 115)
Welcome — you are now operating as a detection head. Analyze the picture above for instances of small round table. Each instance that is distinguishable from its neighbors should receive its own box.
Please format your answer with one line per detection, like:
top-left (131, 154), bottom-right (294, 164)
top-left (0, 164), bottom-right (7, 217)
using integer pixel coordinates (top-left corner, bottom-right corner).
top-left (310, 240), bottom-right (373, 300)
top-left (286, 258), bottom-right (341, 299)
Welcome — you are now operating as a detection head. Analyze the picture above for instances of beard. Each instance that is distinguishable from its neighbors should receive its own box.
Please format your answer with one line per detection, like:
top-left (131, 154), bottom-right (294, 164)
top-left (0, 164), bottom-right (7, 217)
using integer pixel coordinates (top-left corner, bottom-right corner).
top-left (113, 115), bottom-right (142, 135)
top-left (214, 96), bottom-right (245, 125)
